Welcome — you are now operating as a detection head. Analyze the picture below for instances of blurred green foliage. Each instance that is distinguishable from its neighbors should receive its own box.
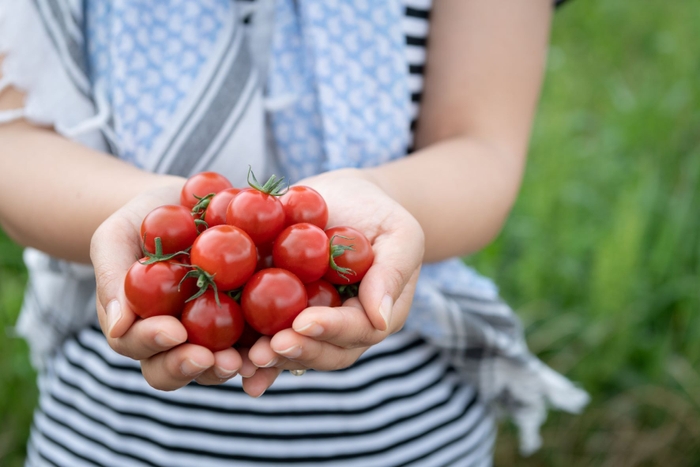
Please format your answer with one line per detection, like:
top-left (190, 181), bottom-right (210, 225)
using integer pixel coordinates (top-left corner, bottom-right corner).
top-left (470, 0), bottom-right (700, 465)
top-left (0, 231), bottom-right (34, 467)
top-left (1, 0), bottom-right (699, 466)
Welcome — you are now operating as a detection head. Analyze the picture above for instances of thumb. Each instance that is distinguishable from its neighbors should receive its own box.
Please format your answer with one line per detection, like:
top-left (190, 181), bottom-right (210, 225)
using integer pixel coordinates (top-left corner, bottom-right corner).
top-left (91, 213), bottom-right (142, 339)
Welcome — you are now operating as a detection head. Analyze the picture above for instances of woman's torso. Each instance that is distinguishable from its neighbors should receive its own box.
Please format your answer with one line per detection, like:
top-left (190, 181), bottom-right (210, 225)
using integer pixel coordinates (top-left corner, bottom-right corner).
top-left (26, 1), bottom-right (496, 466)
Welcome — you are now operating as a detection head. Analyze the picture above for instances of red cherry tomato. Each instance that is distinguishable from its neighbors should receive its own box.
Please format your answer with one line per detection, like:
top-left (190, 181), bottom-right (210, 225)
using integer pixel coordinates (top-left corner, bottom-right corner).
top-left (226, 189), bottom-right (285, 245)
top-left (241, 268), bottom-right (307, 336)
top-left (140, 205), bottom-right (198, 255)
top-left (124, 259), bottom-right (197, 319)
top-left (203, 187), bottom-right (241, 227)
top-left (272, 223), bottom-right (329, 283)
top-left (323, 226), bottom-right (374, 285)
top-left (280, 186), bottom-right (328, 229)
top-left (305, 280), bottom-right (342, 308)
top-left (190, 225), bottom-right (257, 291)
top-left (180, 171), bottom-right (233, 209)
top-left (181, 290), bottom-right (245, 351)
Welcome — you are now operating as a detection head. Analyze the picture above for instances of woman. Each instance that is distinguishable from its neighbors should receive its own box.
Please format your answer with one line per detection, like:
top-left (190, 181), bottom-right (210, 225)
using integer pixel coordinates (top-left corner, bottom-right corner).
top-left (0, 0), bottom-right (586, 465)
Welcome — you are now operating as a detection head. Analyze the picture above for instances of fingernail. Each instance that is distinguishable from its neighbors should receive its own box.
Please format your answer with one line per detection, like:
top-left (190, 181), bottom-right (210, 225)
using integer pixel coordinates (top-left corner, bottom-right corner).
top-left (181, 359), bottom-right (208, 377)
top-left (215, 367), bottom-right (238, 379)
top-left (296, 321), bottom-right (324, 337)
top-left (379, 294), bottom-right (393, 330)
top-left (254, 389), bottom-right (266, 398)
top-left (154, 332), bottom-right (183, 348)
top-left (106, 300), bottom-right (121, 335)
top-left (277, 345), bottom-right (302, 359)
top-left (240, 369), bottom-right (256, 378)
top-left (260, 357), bottom-right (278, 368)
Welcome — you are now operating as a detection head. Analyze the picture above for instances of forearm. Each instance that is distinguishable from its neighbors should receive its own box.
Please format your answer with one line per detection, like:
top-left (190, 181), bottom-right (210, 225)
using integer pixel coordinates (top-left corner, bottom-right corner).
top-left (0, 119), bottom-right (183, 263)
top-left (366, 136), bottom-right (523, 263)
top-left (364, 0), bottom-right (551, 263)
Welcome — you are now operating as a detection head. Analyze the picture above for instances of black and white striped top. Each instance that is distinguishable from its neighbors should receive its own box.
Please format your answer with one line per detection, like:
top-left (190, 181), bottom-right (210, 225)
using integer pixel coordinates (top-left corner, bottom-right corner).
top-left (405, 0), bottom-right (429, 146)
top-left (29, 325), bottom-right (495, 466)
top-left (26, 1), bottom-right (497, 466)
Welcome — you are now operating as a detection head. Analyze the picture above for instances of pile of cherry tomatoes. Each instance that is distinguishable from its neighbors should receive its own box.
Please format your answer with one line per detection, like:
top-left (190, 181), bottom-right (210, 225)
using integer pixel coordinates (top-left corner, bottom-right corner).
top-left (124, 169), bottom-right (374, 352)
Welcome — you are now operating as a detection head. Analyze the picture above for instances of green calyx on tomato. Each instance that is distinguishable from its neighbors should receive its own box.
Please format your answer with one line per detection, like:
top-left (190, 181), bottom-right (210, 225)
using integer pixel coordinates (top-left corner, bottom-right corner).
top-left (335, 283), bottom-right (359, 301)
top-left (247, 165), bottom-right (288, 196)
top-left (324, 227), bottom-right (374, 285)
top-left (190, 193), bottom-right (215, 220)
top-left (328, 234), bottom-right (357, 281)
top-left (179, 265), bottom-right (221, 306)
top-left (193, 218), bottom-right (209, 233)
top-left (139, 236), bottom-right (190, 265)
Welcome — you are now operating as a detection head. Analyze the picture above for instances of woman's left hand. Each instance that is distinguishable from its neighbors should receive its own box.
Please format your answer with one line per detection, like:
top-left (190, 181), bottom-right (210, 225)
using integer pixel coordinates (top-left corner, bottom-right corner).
top-left (242, 168), bottom-right (424, 396)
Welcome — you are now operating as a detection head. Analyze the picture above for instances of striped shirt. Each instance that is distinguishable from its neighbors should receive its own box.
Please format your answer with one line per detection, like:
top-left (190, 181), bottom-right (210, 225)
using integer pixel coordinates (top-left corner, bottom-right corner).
top-left (25, 2), bottom-right (498, 466)
top-left (28, 326), bottom-right (495, 467)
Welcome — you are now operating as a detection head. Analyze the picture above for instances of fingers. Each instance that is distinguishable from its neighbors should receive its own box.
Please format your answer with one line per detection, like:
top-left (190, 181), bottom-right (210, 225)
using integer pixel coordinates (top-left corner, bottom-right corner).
top-left (241, 367), bottom-right (283, 398)
top-left (139, 344), bottom-right (245, 391)
top-left (236, 347), bottom-right (260, 378)
top-left (104, 314), bottom-right (246, 390)
top-left (106, 315), bottom-right (186, 360)
top-left (293, 300), bottom-right (385, 348)
top-left (244, 300), bottom-right (385, 373)
top-left (270, 332), bottom-right (366, 371)
top-left (246, 336), bottom-right (284, 369)
top-left (247, 328), bottom-right (367, 372)
top-left (245, 286), bottom-right (417, 374)
top-left (195, 348), bottom-right (243, 385)
top-left (140, 343), bottom-right (215, 391)
top-left (387, 268), bottom-right (420, 333)
top-left (126, 292), bottom-right (403, 393)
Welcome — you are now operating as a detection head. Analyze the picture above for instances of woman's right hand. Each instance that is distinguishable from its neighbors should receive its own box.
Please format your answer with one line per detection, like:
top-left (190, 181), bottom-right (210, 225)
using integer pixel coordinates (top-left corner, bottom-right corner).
top-left (90, 182), bottom-right (256, 391)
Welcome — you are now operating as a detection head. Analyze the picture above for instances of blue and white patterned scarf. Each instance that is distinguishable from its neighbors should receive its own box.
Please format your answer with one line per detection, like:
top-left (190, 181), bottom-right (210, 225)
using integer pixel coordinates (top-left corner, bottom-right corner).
top-left (0, 0), bottom-right (588, 455)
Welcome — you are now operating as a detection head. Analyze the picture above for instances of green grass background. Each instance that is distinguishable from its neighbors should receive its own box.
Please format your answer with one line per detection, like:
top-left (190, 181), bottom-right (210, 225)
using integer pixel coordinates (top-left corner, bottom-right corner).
top-left (1, 0), bottom-right (699, 465)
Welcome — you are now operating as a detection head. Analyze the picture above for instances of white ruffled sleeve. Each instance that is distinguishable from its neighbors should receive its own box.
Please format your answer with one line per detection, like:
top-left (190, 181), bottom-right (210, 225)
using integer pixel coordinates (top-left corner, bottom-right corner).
top-left (0, 0), bottom-right (107, 150)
